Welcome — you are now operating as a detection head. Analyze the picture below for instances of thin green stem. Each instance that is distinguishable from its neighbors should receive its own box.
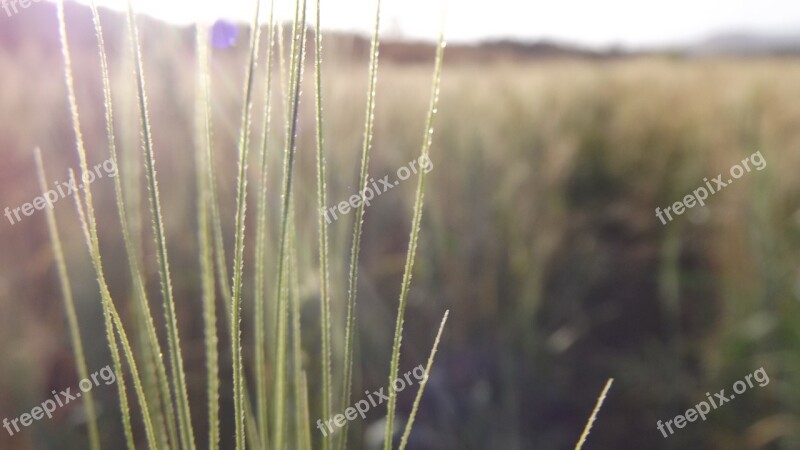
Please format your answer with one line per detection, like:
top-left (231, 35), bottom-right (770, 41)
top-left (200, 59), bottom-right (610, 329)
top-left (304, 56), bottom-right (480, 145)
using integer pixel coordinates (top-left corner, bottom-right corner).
top-left (90, 2), bottom-right (178, 447)
top-left (383, 23), bottom-right (446, 450)
top-left (70, 171), bottom-right (158, 450)
top-left (230, 0), bottom-right (264, 447)
top-left (312, 3), bottom-right (333, 449)
top-left (57, 2), bottom-right (138, 446)
top-left (289, 212), bottom-right (308, 448)
top-left (273, 1), bottom-right (308, 448)
top-left (34, 150), bottom-right (101, 450)
top-left (398, 311), bottom-right (449, 450)
top-left (196, 22), bottom-right (221, 450)
top-left (124, 1), bottom-right (196, 448)
top-left (299, 371), bottom-right (313, 450)
top-left (339, 2), bottom-right (382, 448)
top-left (255, 1), bottom-right (277, 447)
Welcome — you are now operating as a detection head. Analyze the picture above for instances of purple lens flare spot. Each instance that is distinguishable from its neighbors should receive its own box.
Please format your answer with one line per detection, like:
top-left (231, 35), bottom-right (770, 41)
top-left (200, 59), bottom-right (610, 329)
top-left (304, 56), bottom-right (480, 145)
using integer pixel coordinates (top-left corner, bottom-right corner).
top-left (211, 20), bottom-right (239, 49)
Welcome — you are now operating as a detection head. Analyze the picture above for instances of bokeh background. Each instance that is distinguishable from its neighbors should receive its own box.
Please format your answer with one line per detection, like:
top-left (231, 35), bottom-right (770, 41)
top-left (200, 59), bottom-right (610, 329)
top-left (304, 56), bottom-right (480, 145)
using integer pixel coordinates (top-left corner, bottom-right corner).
top-left (1, 0), bottom-right (800, 449)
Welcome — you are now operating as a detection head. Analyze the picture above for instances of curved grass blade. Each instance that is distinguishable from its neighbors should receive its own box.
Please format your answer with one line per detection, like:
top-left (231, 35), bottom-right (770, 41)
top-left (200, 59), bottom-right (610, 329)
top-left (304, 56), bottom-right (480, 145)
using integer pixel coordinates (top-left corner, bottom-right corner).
top-left (57, 2), bottom-right (138, 446)
top-left (70, 170), bottom-right (158, 450)
top-left (383, 20), bottom-right (446, 450)
top-left (89, 2), bottom-right (178, 447)
top-left (34, 149), bottom-right (101, 450)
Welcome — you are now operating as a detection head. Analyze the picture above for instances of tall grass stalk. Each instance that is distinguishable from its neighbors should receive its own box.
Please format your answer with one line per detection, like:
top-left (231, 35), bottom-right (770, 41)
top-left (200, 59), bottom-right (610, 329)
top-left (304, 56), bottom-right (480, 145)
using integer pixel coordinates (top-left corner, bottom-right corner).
top-left (124, 0), bottom-right (197, 447)
top-left (383, 20), bottom-right (446, 450)
top-left (299, 371), bottom-right (314, 450)
top-left (90, 1), bottom-right (177, 447)
top-left (273, 0), bottom-right (308, 447)
top-left (195, 22), bottom-right (221, 450)
top-left (34, 149), bottom-right (101, 450)
top-left (255, 0), bottom-right (278, 446)
top-left (574, 378), bottom-right (614, 450)
top-left (229, 0), bottom-right (264, 446)
top-left (197, 53), bottom-right (262, 449)
top-left (57, 2), bottom-right (137, 447)
top-left (398, 310), bottom-right (449, 450)
top-left (312, 2), bottom-right (334, 449)
top-left (69, 170), bottom-right (159, 450)
top-left (339, 2), bottom-right (382, 448)
top-left (289, 210), bottom-right (312, 448)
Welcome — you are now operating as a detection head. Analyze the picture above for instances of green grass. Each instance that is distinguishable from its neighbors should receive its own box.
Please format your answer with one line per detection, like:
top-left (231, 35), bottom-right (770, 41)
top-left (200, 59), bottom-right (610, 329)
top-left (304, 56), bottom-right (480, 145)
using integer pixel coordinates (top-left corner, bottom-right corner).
top-left (48, 0), bottom-right (451, 448)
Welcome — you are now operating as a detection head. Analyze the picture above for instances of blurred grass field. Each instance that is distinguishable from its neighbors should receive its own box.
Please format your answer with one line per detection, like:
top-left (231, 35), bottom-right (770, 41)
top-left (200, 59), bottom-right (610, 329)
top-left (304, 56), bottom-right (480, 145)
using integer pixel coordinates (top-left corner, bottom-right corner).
top-left (1, 3), bottom-right (800, 449)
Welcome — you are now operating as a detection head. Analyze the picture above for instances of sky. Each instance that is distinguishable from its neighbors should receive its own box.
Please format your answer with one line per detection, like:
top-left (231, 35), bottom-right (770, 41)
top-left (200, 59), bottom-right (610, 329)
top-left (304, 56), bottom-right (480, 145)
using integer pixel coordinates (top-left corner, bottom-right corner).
top-left (75, 0), bottom-right (800, 47)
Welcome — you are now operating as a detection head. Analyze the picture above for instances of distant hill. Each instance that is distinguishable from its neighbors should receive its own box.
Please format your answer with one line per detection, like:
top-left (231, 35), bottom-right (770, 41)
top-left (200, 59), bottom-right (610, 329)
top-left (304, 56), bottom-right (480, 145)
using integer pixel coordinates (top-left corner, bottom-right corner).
top-left (687, 31), bottom-right (800, 56)
top-left (1, 1), bottom-right (799, 62)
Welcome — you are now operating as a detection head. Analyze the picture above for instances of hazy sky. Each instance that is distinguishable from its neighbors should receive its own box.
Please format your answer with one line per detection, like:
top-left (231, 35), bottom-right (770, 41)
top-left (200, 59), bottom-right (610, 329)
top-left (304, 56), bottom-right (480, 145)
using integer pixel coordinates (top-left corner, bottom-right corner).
top-left (77, 0), bottom-right (800, 47)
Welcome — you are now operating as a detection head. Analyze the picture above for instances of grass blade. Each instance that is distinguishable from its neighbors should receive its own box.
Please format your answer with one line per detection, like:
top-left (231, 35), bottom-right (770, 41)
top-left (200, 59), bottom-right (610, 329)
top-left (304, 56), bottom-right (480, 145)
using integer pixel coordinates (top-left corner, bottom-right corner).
top-left (398, 311), bottom-right (449, 450)
top-left (338, 1), bottom-right (382, 448)
top-left (229, 0), bottom-right (264, 446)
top-left (57, 1), bottom-right (139, 446)
top-left (196, 22), bottom-right (221, 450)
top-left (70, 170), bottom-right (158, 450)
top-left (312, 3), bottom-right (334, 449)
top-left (255, 1), bottom-right (277, 446)
top-left (273, 0), bottom-right (308, 447)
top-left (289, 211), bottom-right (309, 448)
top-left (89, 2), bottom-right (178, 447)
top-left (574, 378), bottom-right (614, 450)
top-left (383, 19), bottom-right (446, 450)
top-left (124, 1), bottom-right (197, 447)
top-left (299, 371), bottom-right (313, 450)
top-left (34, 149), bottom-right (101, 450)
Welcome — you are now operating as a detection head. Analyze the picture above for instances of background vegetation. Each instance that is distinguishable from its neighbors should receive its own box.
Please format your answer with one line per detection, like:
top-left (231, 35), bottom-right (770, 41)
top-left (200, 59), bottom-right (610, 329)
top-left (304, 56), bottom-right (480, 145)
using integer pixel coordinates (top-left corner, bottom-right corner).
top-left (1, 2), bottom-right (799, 449)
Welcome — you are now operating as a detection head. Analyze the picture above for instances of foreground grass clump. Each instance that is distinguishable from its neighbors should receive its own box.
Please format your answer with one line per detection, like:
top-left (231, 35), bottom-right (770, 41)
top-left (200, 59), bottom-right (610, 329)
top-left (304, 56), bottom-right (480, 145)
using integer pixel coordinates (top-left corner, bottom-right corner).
top-left (39, 0), bottom-right (451, 448)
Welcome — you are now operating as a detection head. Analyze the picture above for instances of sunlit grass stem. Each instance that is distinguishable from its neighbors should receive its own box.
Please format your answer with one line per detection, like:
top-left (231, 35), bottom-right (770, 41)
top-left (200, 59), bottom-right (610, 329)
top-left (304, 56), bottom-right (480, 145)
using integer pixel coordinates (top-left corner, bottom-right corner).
top-left (70, 169), bottom-right (159, 450)
top-left (383, 21), bottom-right (446, 450)
top-left (312, 2), bottom-right (334, 449)
top-left (229, 0), bottom-right (264, 446)
top-left (34, 149), bottom-right (101, 450)
top-left (255, 0), bottom-right (277, 446)
top-left (574, 378), bottom-right (614, 450)
top-left (195, 22), bottom-right (221, 450)
top-left (124, 0), bottom-right (197, 447)
top-left (339, 2), bottom-right (382, 448)
top-left (90, 1), bottom-right (178, 447)
top-left (398, 311), bottom-right (449, 450)
top-left (273, 0), bottom-right (308, 448)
